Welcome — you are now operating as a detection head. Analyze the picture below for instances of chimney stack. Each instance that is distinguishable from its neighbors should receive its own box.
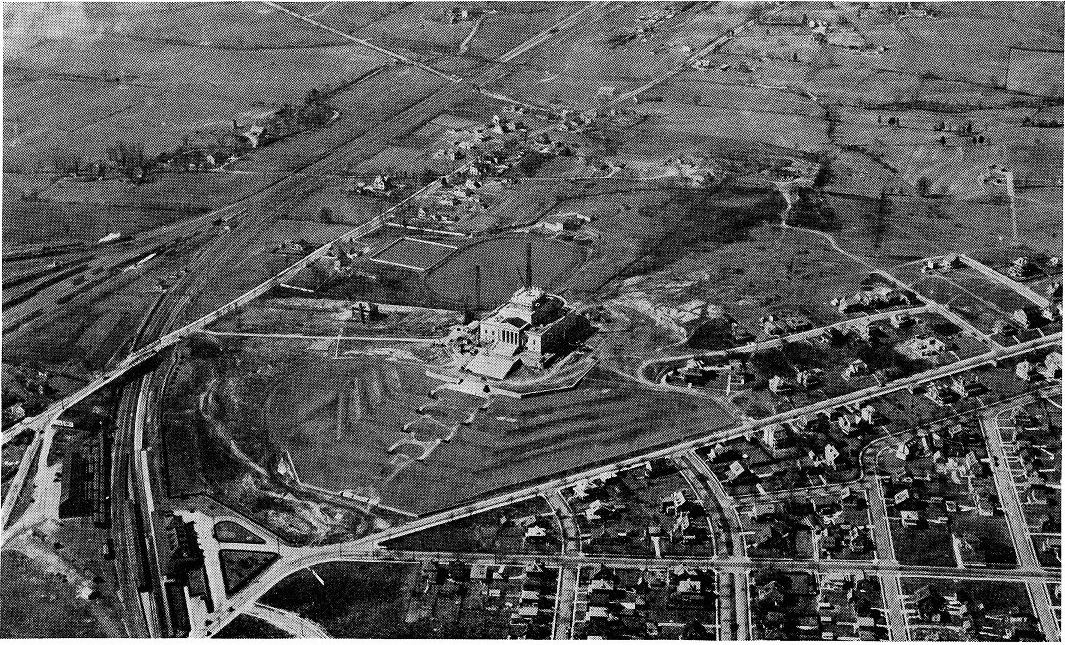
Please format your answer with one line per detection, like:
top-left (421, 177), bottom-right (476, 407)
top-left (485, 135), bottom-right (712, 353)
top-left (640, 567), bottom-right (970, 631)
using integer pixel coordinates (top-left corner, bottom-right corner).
top-left (525, 239), bottom-right (533, 290)
top-left (474, 264), bottom-right (481, 312)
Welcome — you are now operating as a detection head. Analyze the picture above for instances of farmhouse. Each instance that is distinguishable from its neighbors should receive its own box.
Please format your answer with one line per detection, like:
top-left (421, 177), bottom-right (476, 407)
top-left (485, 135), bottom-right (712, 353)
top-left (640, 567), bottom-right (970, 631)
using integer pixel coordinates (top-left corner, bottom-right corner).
top-left (538, 212), bottom-right (584, 233)
top-left (466, 286), bottom-right (589, 379)
top-left (1006, 256), bottom-right (1036, 280)
top-left (897, 335), bottom-right (946, 360)
top-left (1012, 306), bottom-right (1047, 329)
top-left (831, 285), bottom-right (908, 313)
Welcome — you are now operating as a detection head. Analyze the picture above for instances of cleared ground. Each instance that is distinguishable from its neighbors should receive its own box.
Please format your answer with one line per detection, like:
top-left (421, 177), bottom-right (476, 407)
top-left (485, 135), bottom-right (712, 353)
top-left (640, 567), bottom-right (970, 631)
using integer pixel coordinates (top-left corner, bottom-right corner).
top-left (161, 336), bottom-right (737, 515)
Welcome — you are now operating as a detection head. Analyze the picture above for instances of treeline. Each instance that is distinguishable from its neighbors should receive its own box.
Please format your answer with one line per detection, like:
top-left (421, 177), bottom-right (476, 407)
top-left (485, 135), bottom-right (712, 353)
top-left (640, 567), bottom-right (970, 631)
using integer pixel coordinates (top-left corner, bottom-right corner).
top-left (49, 87), bottom-right (338, 183)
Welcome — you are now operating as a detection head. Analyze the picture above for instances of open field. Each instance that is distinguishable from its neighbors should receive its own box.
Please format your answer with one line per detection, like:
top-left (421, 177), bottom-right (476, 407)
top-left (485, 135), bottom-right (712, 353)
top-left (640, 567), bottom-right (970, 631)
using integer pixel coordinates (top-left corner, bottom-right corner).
top-left (215, 614), bottom-right (292, 639)
top-left (614, 225), bottom-right (872, 344)
top-left (371, 236), bottom-right (457, 271)
top-left (564, 184), bottom-right (785, 301)
top-left (426, 234), bottom-right (587, 309)
top-left (207, 297), bottom-right (461, 339)
top-left (261, 561), bottom-right (420, 638)
top-left (5, 3), bottom-right (391, 170)
top-left (488, 2), bottom-right (758, 109)
top-left (160, 335), bottom-right (736, 515)
top-left (0, 548), bottom-right (118, 637)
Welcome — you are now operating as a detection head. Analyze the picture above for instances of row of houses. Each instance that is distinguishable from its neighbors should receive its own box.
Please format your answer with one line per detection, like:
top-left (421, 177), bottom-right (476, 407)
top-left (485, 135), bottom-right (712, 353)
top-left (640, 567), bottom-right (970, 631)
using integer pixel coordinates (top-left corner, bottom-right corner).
top-left (581, 565), bottom-right (713, 640)
top-left (909, 585), bottom-right (1044, 640)
top-left (753, 570), bottom-right (888, 641)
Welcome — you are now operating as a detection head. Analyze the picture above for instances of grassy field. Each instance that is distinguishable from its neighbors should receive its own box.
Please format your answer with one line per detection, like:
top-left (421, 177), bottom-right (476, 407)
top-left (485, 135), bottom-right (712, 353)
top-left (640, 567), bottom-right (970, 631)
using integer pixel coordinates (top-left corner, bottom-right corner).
top-left (219, 550), bottom-right (280, 595)
top-left (372, 236), bottom-right (457, 271)
top-left (262, 561), bottom-right (419, 638)
top-left (215, 614), bottom-right (292, 639)
top-left (0, 549), bottom-right (116, 637)
top-left (382, 497), bottom-right (561, 555)
top-left (161, 334), bottom-right (736, 515)
top-left (488, 2), bottom-right (756, 110)
top-left (426, 233), bottom-right (587, 310)
top-left (4, 3), bottom-right (391, 169)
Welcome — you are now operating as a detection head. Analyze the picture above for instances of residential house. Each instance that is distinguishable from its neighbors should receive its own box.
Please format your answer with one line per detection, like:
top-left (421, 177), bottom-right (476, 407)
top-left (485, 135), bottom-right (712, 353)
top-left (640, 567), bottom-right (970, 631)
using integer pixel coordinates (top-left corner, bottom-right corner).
top-left (842, 359), bottom-right (869, 381)
top-left (796, 368), bottom-right (823, 389)
top-left (1006, 257), bottom-right (1036, 280)
top-left (898, 335), bottom-right (946, 360)
top-left (1012, 306), bottom-right (1046, 330)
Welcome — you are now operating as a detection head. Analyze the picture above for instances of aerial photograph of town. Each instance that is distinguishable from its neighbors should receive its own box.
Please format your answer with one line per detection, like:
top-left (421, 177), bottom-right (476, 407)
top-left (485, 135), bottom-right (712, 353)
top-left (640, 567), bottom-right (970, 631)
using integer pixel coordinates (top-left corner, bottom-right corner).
top-left (1, 0), bottom-right (1061, 640)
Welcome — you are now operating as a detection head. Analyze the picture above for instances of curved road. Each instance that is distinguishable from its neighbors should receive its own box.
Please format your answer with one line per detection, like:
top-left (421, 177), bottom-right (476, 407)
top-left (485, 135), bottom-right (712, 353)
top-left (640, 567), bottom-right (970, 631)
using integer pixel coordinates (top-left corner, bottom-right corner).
top-left (246, 602), bottom-right (332, 639)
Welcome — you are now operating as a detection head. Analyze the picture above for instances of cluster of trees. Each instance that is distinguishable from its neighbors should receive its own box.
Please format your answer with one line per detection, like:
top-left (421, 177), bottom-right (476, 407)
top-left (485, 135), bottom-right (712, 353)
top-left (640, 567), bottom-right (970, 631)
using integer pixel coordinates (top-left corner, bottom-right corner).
top-left (50, 85), bottom-right (338, 182)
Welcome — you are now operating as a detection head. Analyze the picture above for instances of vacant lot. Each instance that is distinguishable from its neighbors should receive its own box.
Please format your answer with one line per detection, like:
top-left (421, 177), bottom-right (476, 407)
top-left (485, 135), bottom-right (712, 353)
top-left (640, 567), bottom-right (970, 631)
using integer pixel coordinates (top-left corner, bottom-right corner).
top-left (372, 236), bottom-right (457, 271)
top-left (162, 334), bottom-right (736, 515)
top-left (426, 234), bottom-right (586, 310)
top-left (262, 561), bottom-right (419, 638)
top-left (215, 614), bottom-right (291, 639)
top-left (383, 497), bottom-right (561, 555)
top-left (0, 549), bottom-right (114, 637)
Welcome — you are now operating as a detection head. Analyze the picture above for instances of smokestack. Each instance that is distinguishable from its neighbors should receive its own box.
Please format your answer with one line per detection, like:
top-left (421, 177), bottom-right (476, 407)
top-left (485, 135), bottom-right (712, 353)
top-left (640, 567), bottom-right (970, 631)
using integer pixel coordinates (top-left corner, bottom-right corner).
top-left (525, 239), bottom-right (533, 290)
top-left (474, 264), bottom-right (481, 312)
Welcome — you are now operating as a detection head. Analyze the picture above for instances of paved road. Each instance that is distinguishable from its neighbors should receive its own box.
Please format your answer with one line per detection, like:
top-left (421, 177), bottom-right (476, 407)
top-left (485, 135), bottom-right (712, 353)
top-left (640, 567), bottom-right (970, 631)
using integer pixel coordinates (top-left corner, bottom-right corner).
top-left (202, 526), bottom-right (1065, 638)
top-left (675, 451), bottom-right (739, 637)
top-left (543, 489), bottom-right (581, 555)
top-left (539, 487), bottom-right (581, 639)
top-left (958, 253), bottom-right (1050, 309)
top-left (864, 444), bottom-right (908, 641)
top-left (497, 2), bottom-right (606, 63)
top-left (551, 566), bottom-right (579, 640)
top-left (684, 451), bottom-right (751, 640)
top-left (983, 410), bottom-right (1061, 641)
top-left (233, 546), bottom-right (1061, 580)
